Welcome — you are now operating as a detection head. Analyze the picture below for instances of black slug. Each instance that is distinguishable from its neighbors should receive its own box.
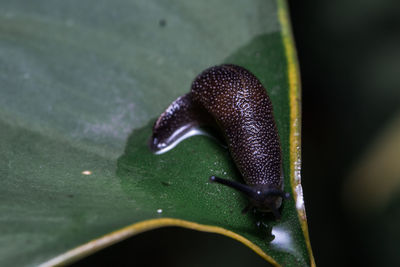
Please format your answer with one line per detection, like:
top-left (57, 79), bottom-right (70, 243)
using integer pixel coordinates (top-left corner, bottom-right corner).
top-left (149, 64), bottom-right (289, 219)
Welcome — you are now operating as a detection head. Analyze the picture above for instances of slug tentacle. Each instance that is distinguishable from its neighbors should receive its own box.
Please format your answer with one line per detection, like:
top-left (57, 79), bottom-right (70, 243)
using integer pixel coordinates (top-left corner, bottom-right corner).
top-left (150, 64), bottom-right (289, 218)
top-left (209, 175), bottom-right (255, 197)
top-left (210, 175), bottom-right (288, 217)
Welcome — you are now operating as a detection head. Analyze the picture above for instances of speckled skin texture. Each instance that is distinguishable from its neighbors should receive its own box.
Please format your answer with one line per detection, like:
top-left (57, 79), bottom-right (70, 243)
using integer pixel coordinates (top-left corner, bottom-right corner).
top-left (191, 65), bottom-right (282, 188)
top-left (150, 64), bottom-right (285, 214)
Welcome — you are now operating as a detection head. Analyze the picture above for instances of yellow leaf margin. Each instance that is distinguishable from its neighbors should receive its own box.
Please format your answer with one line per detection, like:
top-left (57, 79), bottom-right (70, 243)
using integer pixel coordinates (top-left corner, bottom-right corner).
top-left (40, 0), bottom-right (315, 266)
top-left (277, 0), bottom-right (316, 266)
top-left (39, 218), bottom-right (278, 267)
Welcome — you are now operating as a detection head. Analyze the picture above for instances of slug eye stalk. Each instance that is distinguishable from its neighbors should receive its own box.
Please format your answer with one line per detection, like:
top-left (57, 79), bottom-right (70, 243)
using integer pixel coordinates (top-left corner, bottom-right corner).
top-left (209, 176), bottom-right (289, 218)
top-left (209, 176), bottom-right (255, 197)
top-left (209, 176), bottom-right (289, 199)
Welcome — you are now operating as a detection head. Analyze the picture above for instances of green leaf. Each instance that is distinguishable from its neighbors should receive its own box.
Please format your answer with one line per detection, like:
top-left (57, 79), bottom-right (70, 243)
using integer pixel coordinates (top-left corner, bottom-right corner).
top-left (0, 0), bottom-right (314, 266)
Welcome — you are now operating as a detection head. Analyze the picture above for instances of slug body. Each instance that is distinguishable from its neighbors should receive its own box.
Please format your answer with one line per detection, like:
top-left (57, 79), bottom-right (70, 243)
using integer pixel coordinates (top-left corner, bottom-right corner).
top-left (150, 64), bottom-right (288, 218)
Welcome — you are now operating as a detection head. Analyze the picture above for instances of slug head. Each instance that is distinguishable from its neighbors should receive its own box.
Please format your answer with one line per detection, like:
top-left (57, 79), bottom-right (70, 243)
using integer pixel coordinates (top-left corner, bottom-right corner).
top-left (209, 176), bottom-right (289, 219)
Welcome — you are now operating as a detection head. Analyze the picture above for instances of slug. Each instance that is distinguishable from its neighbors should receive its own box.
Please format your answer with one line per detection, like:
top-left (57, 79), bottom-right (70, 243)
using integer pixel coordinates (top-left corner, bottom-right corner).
top-left (149, 64), bottom-right (289, 219)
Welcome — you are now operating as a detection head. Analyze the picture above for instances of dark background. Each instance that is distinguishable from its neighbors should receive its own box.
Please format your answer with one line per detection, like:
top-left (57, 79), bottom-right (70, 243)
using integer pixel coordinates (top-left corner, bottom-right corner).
top-left (73, 0), bottom-right (400, 266)
top-left (291, 0), bottom-right (400, 266)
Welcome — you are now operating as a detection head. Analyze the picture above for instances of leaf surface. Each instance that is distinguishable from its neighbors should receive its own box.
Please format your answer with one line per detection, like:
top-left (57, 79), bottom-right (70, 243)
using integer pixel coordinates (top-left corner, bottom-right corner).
top-left (0, 0), bottom-right (314, 266)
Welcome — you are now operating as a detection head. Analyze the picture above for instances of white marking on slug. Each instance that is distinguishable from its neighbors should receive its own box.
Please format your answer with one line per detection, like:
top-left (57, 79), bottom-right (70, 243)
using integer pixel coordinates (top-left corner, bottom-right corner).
top-left (154, 127), bottom-right (210, 155)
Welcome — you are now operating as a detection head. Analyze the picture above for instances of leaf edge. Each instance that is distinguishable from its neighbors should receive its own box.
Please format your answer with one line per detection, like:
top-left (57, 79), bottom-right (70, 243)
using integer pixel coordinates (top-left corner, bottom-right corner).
top-left (38, 0), bottom-right (315, 266)
top-left (38, 218), bottom-right (280, 267)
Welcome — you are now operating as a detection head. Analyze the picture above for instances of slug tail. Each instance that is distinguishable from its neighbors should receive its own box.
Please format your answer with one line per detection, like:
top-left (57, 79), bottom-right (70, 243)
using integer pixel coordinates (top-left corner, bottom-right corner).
top-left (149, 93), bottom-right (216, 154)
